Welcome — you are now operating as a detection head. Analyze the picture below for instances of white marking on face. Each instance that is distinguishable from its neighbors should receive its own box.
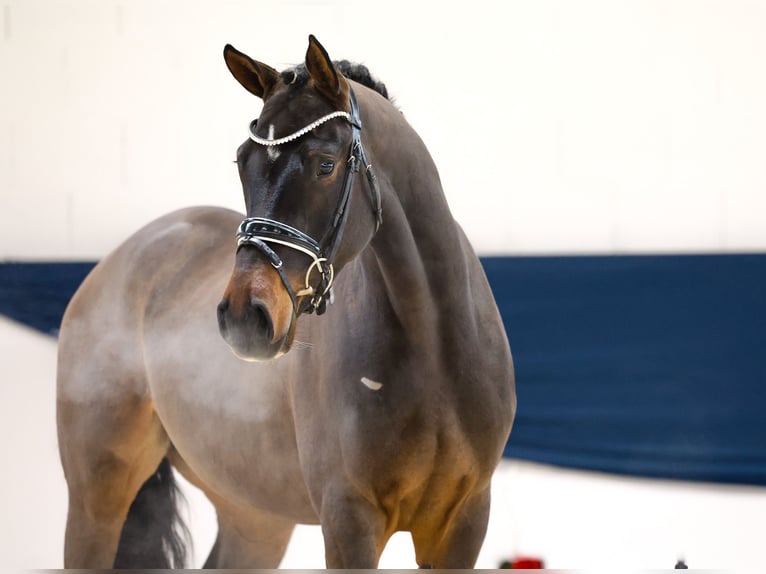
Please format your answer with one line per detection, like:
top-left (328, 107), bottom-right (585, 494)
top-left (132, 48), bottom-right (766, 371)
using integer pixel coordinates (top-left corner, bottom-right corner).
top-left (267, 125), bottom-right (280, 161)
top-left (361, 376), bottom-right (383, 391)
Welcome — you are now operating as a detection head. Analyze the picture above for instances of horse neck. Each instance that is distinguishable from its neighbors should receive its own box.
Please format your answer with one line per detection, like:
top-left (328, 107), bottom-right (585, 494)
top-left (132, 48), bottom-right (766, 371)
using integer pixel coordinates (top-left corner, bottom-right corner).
top-left (362, 99), bottom-right (474, 331)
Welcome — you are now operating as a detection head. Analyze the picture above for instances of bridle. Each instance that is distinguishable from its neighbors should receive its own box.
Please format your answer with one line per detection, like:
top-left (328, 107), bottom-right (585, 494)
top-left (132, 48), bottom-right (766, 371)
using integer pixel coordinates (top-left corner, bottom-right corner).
top-left (235, 87), bottom-right (383, 316)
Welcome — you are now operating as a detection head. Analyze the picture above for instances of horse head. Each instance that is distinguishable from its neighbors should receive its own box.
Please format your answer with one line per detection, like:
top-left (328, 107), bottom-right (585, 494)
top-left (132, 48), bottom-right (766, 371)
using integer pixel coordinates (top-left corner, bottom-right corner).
top-left (217, 35), bottom-right (383, 361)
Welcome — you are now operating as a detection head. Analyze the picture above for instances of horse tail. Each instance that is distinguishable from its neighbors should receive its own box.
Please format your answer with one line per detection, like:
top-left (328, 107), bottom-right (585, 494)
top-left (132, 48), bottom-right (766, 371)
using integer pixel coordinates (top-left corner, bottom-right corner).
top-left (113, 457), bottom-right (190, 568)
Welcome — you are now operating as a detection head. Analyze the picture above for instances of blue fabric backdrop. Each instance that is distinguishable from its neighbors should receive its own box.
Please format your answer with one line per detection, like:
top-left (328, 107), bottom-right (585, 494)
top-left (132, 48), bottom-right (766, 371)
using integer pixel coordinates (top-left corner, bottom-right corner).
top-left (483, 254), bottom-right (766, 486)
top-left (2, 255), bottom-right (765, 486)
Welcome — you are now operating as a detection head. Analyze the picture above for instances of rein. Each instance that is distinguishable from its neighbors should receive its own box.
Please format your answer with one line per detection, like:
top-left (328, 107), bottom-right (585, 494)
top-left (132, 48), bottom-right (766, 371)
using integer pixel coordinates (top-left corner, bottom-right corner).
top-left (236, 87), bottom-right (383, 316)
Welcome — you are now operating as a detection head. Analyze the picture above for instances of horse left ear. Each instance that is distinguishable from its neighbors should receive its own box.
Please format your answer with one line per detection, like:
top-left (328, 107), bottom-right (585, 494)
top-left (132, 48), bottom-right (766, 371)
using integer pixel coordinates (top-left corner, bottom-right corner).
top-left (305, 35), bottom-right (349, 109)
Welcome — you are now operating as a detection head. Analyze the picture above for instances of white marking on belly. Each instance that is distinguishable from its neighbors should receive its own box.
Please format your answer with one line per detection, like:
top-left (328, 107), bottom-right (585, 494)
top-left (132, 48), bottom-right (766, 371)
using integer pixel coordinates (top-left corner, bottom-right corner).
top-left (267, 125), bottom-right (280, 161)
top-left (361, 376), bottom-right (383, 391)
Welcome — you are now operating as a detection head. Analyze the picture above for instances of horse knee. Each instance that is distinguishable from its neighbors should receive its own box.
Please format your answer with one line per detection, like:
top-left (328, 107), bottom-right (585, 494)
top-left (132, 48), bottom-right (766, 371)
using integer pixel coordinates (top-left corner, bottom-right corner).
top-left (412, 489), bottom-right (491, 569)
top-left (319, 493), bottom-right (386, 568)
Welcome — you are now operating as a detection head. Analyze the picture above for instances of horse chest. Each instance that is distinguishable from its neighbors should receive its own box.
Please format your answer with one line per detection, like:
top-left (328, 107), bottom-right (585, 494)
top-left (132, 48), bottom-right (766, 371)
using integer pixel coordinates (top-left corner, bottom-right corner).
top-left (289, 356), bottom-right (496, 523)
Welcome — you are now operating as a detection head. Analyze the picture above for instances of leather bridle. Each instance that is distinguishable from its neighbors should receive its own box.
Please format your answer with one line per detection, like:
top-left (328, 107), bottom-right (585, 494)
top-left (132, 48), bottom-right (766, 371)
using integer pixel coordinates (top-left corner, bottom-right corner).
top-left (236, 87), bottom-right (383, 316)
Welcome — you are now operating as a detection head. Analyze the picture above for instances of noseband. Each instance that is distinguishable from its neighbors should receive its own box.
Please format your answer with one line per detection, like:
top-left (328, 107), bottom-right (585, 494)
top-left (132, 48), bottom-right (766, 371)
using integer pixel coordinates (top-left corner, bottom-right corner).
top-left (236, 87), bottom-right (383, 316)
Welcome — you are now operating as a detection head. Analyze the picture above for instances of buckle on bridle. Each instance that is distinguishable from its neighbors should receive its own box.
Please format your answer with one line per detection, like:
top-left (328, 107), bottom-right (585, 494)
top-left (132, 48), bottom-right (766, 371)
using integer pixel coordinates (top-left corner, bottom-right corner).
top-left (296, 258), bottom-right (334, 299)
top-left (298, 258), bottom-right (334, 315)
top-left (348, 141), bottom-right (363, 171)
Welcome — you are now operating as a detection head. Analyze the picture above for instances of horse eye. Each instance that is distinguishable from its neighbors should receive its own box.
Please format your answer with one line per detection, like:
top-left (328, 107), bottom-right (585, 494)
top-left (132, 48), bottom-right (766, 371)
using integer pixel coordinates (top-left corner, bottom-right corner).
top-left (318, 161), bottom-right (335, 176)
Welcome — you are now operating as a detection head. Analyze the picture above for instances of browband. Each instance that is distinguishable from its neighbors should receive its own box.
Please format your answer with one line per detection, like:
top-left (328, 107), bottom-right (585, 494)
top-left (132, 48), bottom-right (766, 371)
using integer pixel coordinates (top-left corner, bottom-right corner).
top-left (249, 110), bottom-right (352, 146)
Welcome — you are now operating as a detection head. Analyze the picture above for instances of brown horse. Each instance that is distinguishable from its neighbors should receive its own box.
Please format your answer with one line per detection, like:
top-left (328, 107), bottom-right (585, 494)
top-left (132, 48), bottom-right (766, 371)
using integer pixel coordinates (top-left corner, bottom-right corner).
top-left (56, 35), bottom-right (515, 569)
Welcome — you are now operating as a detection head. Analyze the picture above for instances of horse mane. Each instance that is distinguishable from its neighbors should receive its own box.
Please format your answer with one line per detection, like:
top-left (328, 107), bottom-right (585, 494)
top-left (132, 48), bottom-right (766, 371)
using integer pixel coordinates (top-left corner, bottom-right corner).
top-left (280, 60), bottom-right (390, 101)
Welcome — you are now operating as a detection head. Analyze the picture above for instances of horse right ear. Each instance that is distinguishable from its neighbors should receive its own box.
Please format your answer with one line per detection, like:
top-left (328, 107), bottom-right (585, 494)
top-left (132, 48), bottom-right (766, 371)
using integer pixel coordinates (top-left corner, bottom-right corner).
top-left (223, 44), bottom-right (280, 100)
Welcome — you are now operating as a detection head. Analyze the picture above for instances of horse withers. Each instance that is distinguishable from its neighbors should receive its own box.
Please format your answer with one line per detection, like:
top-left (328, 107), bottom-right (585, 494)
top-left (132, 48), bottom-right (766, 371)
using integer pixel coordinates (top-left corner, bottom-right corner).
top-left (57, 35), bottom-right (516, 569)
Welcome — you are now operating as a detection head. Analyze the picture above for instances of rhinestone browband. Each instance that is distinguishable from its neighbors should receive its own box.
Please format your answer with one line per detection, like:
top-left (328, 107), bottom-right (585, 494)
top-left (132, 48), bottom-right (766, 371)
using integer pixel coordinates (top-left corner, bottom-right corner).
top-left (249, 111), bottom-right (352, 146)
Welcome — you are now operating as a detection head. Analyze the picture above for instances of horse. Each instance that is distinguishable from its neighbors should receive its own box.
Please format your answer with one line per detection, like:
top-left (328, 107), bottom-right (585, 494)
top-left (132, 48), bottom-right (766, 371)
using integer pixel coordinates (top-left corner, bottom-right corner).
top-left (56, 35), bottom-right (516, 569)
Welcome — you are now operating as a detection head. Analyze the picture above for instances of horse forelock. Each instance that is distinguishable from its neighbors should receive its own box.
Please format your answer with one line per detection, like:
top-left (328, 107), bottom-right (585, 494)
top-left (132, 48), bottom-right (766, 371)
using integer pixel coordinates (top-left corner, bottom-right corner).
top-left (279, 60), bottom-right (390, 101)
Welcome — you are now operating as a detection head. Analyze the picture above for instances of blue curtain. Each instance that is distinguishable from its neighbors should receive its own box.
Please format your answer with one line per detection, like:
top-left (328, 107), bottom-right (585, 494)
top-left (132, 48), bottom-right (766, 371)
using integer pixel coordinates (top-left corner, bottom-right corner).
top-left (484, 254), bottom-right (766, 486)
top-left (0, 262), bottom-right (96, 336)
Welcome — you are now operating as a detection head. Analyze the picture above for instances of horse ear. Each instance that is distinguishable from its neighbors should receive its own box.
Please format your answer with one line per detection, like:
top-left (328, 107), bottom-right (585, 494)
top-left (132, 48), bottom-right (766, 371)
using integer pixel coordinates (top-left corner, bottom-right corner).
top-left (305, 35), bottom-right (349, 108)
top-left (223, 44), bottom-right (280, 100)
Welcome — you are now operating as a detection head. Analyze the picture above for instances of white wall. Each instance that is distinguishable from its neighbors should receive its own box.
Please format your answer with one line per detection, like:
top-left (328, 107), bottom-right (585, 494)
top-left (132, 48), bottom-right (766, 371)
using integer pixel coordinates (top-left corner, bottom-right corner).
top-left (2, 0), bottom-right (766, 258)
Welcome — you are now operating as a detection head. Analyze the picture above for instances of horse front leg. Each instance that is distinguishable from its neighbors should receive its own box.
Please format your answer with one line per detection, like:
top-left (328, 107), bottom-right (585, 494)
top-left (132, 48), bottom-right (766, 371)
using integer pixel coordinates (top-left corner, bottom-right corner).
top-left (319, 487), bottom-right (387, 568)
top-left (202, 505), bottom-right (296, 568)
top-left (412, 487), bottom-right (491, 569)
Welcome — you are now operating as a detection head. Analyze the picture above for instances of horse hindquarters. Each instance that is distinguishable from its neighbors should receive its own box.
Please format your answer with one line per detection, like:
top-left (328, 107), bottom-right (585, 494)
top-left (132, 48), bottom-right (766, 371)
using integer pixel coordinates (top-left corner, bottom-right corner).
top-left (56, 268), bottom-right (186, 568)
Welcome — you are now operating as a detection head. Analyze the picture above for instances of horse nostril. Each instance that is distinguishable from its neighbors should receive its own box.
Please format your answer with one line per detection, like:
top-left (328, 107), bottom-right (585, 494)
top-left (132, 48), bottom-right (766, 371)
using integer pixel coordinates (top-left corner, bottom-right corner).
top-left (217, 299), bottom-right (230, 332)
top-left (248, 300), bottom-right (274, 342)
top-left (217, 296), bottom-right (275, 345)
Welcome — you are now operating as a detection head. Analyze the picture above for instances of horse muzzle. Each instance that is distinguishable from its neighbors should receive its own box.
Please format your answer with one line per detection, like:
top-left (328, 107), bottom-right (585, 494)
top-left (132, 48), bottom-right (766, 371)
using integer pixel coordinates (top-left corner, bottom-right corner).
top-left (217, 254), bottom-right (296, 361)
